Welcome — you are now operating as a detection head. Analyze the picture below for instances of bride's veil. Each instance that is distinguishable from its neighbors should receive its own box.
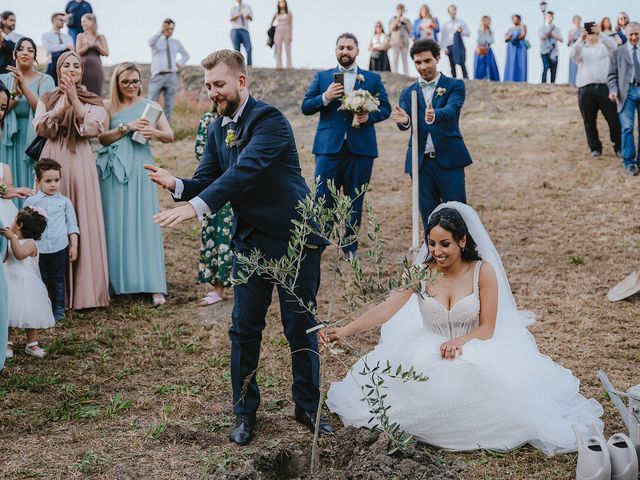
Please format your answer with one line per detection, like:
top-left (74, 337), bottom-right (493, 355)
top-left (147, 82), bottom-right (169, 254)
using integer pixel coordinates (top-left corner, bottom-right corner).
top-left (414, 202), bottom-right (535, 338)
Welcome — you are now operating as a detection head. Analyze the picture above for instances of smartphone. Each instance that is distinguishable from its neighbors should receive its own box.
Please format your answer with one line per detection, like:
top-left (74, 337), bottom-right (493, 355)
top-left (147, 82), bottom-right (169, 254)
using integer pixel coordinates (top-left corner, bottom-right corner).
top-left (584, 22), bottom-right (595, 34)
top-left (333, 72), bottom-right (345, 86)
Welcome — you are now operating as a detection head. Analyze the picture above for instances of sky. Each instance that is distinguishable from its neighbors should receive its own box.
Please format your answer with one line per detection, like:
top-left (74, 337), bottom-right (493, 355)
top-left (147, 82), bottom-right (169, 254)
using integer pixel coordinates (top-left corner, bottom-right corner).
top-left (9, 0), bottom-right (640, 84)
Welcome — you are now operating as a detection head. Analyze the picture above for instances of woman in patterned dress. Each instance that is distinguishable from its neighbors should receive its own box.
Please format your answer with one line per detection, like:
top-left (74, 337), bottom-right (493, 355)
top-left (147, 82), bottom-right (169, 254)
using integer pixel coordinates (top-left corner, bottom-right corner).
top-left (194, 109), bottom-right (234, 306)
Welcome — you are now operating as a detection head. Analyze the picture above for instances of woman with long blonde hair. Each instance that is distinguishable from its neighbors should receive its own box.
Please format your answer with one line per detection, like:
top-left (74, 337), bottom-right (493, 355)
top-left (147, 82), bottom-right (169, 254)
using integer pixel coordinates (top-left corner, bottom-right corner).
top-left (76, 13), bottom-right (108, 96)
top-left (97, 62), bottom-right (173, 306)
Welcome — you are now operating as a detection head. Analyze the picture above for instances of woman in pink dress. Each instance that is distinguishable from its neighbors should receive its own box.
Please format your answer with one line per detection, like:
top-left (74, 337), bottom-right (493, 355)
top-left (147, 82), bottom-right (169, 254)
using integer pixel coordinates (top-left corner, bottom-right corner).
top-left (33, 51), bottom-right (110, 309)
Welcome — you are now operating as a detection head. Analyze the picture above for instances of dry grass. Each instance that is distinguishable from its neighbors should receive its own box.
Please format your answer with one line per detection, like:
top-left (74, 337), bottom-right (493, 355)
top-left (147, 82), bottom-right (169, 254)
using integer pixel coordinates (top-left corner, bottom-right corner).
top-left (1, 69), bottom-right (639, 479)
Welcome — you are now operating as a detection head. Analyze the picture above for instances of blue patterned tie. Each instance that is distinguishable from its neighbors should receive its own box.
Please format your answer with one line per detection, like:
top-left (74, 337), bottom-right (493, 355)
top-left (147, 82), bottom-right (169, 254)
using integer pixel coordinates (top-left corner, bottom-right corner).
top-left (633, 46), bottom-right (640, 84)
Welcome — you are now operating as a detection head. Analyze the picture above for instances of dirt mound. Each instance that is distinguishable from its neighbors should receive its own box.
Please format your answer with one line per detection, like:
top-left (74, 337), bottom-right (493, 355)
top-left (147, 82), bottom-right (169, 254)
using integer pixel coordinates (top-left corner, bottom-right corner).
top-left (212, 427), bottom-right (463, 479)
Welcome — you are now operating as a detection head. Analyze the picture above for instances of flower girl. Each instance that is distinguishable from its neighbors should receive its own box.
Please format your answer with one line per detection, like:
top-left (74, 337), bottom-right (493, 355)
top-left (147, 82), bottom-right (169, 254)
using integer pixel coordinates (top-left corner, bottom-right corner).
top-left (0, 206), bottom-right (55, 358)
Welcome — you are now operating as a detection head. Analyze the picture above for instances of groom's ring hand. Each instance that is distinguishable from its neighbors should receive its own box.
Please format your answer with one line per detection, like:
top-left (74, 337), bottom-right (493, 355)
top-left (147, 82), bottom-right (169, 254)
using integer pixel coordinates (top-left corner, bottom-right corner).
top-left (154, 204), bottom-right (197, 228)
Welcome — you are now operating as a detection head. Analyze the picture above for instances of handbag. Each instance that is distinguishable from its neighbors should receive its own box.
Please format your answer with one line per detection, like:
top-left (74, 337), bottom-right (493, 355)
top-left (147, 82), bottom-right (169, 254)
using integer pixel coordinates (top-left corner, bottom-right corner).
top-left (25, 135), bottom-right (47, 161)
top-left (24, 75), bottom-right (47, 161)
top-left (267, 16), bottom-right (276, 48)
top-left (476, 45), bottom-right (489, 56)
top-left (524, 39), bottom-right (531, 49)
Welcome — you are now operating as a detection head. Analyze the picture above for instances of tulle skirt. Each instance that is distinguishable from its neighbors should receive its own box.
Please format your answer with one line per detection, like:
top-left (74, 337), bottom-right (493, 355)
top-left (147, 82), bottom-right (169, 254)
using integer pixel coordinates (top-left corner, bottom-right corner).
top-left (326, 295), bottom-right (603, 456)
top-left (6, 265), bottom-right (55, 329)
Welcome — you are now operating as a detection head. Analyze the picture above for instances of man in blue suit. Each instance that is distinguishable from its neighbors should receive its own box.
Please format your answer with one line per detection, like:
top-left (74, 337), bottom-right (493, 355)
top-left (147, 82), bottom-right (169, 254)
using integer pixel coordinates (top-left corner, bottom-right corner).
top-left (302, 33), bottom-right (390, 255)
top-left (146, 50), bottom-right (332, 445)
top-left (390, 39), bottom-right (472, 231)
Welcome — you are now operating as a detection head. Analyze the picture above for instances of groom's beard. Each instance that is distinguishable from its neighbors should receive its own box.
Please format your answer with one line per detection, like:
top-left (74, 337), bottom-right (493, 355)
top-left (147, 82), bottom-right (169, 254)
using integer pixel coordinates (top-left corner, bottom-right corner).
top-left (216, 93), bottom-right (241, 118)
top-left (337, 54), bottom-right (356, 68)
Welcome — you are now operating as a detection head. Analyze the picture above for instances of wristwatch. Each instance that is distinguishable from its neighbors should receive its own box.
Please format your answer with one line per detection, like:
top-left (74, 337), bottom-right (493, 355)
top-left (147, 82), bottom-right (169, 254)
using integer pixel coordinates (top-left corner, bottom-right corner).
top-left (118, 122), bottom-right (130, 135)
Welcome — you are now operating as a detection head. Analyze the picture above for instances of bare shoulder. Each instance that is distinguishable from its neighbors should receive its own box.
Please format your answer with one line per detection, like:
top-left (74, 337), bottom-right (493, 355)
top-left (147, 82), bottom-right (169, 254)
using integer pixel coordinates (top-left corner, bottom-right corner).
top-left (103, 99), bottom-right (113, 110)
top-left (478, 261), bottom-right (497, 285)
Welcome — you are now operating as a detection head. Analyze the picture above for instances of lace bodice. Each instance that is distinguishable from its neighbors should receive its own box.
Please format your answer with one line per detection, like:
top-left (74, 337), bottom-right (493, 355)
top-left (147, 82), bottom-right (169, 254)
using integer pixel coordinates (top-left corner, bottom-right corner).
top-left (417, 261), bottom-right (482, 339)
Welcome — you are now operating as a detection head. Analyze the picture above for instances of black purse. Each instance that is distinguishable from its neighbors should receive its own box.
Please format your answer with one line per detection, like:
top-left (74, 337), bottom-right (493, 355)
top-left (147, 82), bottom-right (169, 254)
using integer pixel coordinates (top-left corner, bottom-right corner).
top-left (25, 135), bottom-right (47, 161)
top-left (267, 25), bottom-right (276, 48)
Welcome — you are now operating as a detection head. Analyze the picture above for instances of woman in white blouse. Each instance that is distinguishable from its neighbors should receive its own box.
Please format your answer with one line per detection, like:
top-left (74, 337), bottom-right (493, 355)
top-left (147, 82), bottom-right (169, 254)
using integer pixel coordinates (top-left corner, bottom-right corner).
top-left (369, 21), bottom-right (391, 72)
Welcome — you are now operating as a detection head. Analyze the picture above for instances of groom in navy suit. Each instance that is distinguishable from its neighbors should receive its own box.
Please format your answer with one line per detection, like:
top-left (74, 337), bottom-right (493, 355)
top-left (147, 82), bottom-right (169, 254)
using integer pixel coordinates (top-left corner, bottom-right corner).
top-left (390, 39), bottom-right (472, 231)
top-left (146, 50), bottom-right (332, 445)
top-left (302, 33), bottom-right (390, 255)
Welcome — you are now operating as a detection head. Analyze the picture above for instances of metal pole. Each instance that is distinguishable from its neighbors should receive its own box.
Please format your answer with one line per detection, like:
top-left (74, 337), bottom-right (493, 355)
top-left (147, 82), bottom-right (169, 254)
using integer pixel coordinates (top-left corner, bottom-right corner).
top-left (410, 90), bottom-right (420, 256)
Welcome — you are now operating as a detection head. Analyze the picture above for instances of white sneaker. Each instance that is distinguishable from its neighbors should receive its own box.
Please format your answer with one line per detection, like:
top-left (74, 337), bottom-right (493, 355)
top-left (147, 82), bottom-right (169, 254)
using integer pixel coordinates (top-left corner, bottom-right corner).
top-left (25, 341), bottom-right (46, 359)
top-left (608, 433), bottom-right (639, 480)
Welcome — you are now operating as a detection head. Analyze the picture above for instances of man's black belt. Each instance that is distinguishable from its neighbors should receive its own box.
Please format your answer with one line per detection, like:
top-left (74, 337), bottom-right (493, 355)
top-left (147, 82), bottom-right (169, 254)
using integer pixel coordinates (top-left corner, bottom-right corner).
top-left (424, 152), bottom-right (436, 159)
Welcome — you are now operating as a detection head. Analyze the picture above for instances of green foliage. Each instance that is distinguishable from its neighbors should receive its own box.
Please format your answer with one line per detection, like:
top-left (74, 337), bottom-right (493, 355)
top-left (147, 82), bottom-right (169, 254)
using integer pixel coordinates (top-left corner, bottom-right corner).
top-left (569, 255), bottom-right (585, 265)
top-left (48, 333), bottom-right (98, 356)
top-left (105, 392), bottom-right (133, 417)
top-left (71, 452), bottom-right (111, 474)
top-left (148, 423), bottom-right (168, 439)
top-left (154, 384), bottom-right (201, 396)
top-left (0, 374), bottom-right (61, 399)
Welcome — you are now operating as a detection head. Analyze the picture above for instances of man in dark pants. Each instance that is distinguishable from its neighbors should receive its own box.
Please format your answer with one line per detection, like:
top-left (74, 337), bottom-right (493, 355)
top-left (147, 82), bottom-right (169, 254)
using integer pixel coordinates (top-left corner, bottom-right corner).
top-left (570, 23), bottom-right (620, 158)
top-left (147, 49), bottom-right (332, 446)
top-left (391, 39), bottom-right (472, 232)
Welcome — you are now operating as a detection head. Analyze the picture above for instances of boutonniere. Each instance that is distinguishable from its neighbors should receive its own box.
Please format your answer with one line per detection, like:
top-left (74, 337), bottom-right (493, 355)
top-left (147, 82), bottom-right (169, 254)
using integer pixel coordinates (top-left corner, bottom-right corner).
top-left (435, 87), bottom-right (446, 97)
top-left (356, 73), bottom-right (365, 83)
top-left (225, 129), bottom-right (236, 148)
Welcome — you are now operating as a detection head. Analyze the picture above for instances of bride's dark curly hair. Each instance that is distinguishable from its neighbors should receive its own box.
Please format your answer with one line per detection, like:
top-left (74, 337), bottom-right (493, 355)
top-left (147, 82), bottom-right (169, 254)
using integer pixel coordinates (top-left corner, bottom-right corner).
top-left (426, 207), bottom-right (481, 262)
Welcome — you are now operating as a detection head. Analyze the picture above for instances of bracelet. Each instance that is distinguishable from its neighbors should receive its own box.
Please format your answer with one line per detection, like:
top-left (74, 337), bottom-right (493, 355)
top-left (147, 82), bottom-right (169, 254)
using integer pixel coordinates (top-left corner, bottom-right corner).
top-left (118, 122), bottom-right (130, 135)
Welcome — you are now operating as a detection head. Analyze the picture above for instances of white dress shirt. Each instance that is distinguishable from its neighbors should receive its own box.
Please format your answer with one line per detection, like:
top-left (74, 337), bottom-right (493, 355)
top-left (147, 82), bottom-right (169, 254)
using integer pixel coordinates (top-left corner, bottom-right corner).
top-left (174, 97), bottom-right (249, 220)
top-left (41, 29), bottom-right (74, 62)
top-left (570, 34), bottom-right (617, 87)
top-left (4, 31), bottom-right (23, 43)
top-left (322, 64), bottom-right (358, 107)
top-left (148, 33), bottom-right (190, 76)
top-left (230, 3), bottom-right (253, 30)
top-left (440, 18), bottom-right (470, 49)
top-left (420, 73), bottom-right (440, 153)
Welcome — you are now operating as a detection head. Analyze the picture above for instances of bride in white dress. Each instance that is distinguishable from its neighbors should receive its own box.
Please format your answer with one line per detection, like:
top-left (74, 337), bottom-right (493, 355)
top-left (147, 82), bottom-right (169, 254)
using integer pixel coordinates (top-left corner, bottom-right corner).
top-left (322, 202), bottom-right (603, 456)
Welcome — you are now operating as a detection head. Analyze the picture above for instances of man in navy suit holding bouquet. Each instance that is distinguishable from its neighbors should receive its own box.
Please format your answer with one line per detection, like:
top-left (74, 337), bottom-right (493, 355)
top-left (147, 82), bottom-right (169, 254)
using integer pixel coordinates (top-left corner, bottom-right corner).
top-left (390, 39), bottom-right (472, 231)
top-left (302, 33), bottom-right (391, 255)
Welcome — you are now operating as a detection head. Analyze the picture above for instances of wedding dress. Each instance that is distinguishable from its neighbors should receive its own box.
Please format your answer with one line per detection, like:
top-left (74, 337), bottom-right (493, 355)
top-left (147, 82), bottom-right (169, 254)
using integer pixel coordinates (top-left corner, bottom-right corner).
top-left (326, 202), bottom-right (603, 456)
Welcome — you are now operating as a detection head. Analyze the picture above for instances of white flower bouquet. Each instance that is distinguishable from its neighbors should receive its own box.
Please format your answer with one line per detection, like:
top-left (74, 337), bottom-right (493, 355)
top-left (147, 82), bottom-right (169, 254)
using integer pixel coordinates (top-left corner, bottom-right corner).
top-left (339, 89), bottom-right (380, 128)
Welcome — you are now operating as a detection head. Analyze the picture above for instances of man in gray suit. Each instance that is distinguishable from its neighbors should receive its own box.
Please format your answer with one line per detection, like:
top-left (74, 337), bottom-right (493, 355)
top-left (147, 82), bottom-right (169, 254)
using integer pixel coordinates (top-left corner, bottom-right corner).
top-left (608, 22), bottom-right (640, 175)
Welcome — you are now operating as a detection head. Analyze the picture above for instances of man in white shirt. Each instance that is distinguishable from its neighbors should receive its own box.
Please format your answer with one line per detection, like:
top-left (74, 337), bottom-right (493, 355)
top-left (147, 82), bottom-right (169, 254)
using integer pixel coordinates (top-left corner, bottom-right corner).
top-left (230, 0), bottom-right (253, 66)
top-left (571, 23), bottom-right (619, 159)
top-left (439, 4), bottom-right (470, 79)
top-left (609, 22), bottom-right (640, 175)
top-left (1, 11), bottom-right (22, 43)
top-left (42, 12), bottom-right (75, 85)
top-left (539, 11), bottom-right (564, 83)
top-left (148, 18), bottom-right (190, 122)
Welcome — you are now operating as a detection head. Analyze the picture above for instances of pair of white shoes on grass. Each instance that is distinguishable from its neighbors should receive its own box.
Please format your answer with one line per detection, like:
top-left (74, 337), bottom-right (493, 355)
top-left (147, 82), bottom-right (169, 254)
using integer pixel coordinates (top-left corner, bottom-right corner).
top-left (6, 341), bottom-right (46, 359)
top-left (575, 428), bottom-right (638, 480)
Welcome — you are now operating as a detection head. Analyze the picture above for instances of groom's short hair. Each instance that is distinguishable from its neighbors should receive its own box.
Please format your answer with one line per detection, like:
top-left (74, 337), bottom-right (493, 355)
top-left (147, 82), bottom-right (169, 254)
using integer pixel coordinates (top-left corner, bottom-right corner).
top-left (336, 33), bottom-right (358, 47)
top-left (201, 49), bottom-right (248, 75)
top-left (410, 39), bottom-right (440, 59)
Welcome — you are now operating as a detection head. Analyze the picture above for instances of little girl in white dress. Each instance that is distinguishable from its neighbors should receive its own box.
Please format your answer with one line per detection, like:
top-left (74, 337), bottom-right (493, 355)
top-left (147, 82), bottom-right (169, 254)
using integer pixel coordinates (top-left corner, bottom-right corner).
top-left (0, 206), bottom-right (54, 358)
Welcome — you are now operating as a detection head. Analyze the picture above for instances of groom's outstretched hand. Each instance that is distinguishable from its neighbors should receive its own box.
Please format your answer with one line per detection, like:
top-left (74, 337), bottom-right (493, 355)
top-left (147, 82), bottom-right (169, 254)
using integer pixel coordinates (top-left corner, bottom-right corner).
top-left (154, 204), bottom-right (197, 228)
top-left (144, 164), bottom-right (177, 191)
top-left (390, 105), bottom-right (410, 126)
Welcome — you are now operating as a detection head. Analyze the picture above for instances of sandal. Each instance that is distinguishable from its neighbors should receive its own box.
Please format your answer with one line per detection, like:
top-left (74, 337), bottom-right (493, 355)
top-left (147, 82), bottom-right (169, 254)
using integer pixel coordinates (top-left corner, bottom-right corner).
top-left (151, 293), bottom-right (166, 307)
top-left (6, 341), bottom-right (13, 359)
top-left (198, 291), bottom-right (223, 307)
top-left (25, 341), bottom-right (46, 359)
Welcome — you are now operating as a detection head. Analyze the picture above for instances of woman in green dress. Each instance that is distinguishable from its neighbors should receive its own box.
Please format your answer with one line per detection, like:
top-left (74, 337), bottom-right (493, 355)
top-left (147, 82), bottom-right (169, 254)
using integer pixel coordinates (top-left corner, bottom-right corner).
top-left (97, 62), bottom-right (173, 306)
top-left (0, 37), bottom-right (55, 208)
top-left (194, 109), bottom-right (234, 306)
top-left (0, 82), bottom-right (10, 369)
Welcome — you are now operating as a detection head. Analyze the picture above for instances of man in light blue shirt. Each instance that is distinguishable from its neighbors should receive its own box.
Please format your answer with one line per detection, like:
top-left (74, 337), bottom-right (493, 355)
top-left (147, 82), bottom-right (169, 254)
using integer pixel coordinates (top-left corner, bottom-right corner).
top-left (24, 159), bottom-right (79, 320)
top-left (148, 18), bottom-right (190, 122)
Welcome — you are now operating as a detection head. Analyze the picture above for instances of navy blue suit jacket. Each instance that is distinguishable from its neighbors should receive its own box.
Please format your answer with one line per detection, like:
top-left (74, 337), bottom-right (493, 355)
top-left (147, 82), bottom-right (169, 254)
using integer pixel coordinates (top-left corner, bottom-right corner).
top-left (301, 67), bottom-right (391, 157)
top-left (398, 74), bottom-right (472, 173)
top-left (179, 96), bottom-right (323, 245)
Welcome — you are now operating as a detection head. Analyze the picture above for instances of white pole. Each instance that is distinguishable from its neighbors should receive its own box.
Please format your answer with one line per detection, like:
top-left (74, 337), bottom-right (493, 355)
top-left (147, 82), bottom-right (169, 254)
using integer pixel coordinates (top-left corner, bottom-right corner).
top-left (410, 90), bottom-right (420, 256)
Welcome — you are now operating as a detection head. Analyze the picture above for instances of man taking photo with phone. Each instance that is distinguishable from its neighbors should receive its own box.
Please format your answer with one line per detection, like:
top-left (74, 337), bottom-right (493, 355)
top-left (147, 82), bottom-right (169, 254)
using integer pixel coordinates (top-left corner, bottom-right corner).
top-left (302, 33), bottom-right (390, 256)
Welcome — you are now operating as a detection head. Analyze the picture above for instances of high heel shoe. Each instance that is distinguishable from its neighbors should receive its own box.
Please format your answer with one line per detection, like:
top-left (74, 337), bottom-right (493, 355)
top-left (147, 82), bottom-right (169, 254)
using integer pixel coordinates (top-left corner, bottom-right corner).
top-left (608, 433), bottom-right (639, 480)
top-left (573, 424), bottom-right (611, 480)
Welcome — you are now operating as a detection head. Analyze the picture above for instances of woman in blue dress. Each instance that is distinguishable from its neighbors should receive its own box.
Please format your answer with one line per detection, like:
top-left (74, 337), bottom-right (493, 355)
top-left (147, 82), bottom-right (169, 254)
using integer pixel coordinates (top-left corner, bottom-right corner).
top-left (503, 15), bottom-right (528, 83)
top-left (474, 16), bottom-right (500, 81)
top-left (0, 81), bottom-right (10, 370)
top-left (97, 62), bottom-right (173, 307)
top-left (0, 38), bottom-right (55, 208)
top-left (411, 4), bottom-right (440, 42)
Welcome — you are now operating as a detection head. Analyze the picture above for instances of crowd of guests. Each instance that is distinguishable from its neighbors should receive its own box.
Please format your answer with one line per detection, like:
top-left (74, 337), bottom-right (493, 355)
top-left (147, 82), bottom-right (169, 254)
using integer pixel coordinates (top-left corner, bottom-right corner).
top-left (0, 0), bottom-right (639, 369)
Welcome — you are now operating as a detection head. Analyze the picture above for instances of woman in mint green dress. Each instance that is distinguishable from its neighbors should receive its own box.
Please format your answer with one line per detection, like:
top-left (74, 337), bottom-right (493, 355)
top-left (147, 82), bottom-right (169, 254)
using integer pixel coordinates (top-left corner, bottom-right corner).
top-left (195, 110), bottom-right (234, 307)
top-left (0, 82), bottom-right (10, 369)
top-left (97, 63), bottom-right (173, 307)
top-left (0, 37), bottom-right (55, 208)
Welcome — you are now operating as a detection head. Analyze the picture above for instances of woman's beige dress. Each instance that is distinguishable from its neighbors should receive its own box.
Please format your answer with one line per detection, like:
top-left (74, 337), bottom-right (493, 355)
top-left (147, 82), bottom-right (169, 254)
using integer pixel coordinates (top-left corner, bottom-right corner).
top-left (34, 99), bottom-right (110, 309)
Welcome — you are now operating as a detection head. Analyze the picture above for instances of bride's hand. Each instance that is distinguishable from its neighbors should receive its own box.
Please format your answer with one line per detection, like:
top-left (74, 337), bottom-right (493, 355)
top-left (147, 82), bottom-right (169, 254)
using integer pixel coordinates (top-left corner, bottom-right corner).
top-left (440, 337), bottom-right (466, 359)
top-left (319, 326), bottom-right (347, 344)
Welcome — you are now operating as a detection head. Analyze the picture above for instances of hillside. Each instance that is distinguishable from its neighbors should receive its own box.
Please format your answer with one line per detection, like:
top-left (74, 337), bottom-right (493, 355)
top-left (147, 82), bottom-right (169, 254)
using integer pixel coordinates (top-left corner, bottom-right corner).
top-left (2, 67), bottom-right (639, 479)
